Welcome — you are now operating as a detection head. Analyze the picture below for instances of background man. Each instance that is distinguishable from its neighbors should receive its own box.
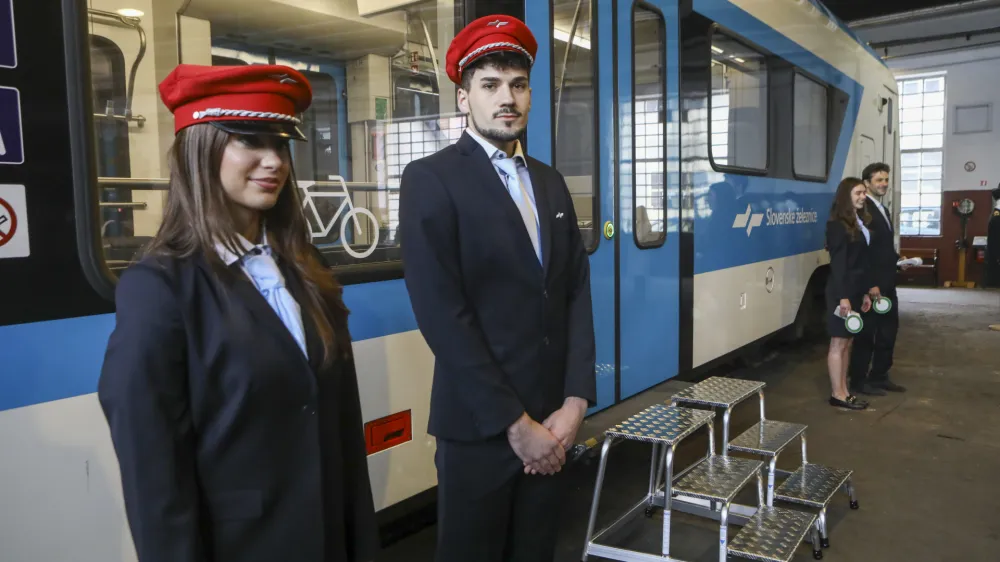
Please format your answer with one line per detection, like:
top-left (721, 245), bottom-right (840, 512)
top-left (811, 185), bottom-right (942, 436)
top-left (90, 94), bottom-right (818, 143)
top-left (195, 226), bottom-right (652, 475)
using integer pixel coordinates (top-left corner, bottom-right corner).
top-left (850, 162), bottom-right (907, 395)
top-left (398, 14), bottom-right (596, 562)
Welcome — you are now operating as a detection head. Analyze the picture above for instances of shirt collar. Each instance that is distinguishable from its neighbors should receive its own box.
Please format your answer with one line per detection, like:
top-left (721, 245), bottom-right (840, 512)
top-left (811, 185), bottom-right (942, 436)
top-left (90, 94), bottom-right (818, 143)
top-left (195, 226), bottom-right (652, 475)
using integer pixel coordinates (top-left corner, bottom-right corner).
top-left (214, 229), bottom-right (269, 266)
top-left (866, 193), bottom-right (884, 208)
top-left (466, 127), bottom-right (526, 164)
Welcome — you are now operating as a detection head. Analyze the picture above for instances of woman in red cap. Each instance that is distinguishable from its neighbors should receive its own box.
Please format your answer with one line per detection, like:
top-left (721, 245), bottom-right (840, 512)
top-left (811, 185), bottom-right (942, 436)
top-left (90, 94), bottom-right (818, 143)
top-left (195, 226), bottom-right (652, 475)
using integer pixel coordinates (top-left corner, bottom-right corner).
top-left (97, 64), bottom-right (378, 562)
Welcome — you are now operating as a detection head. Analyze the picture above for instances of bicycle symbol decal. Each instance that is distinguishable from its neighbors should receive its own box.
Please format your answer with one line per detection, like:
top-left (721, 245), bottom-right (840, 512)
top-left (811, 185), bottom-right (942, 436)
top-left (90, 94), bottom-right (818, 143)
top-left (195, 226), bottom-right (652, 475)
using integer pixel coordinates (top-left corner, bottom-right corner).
top-left (299, 176), bottom-right (380, 259)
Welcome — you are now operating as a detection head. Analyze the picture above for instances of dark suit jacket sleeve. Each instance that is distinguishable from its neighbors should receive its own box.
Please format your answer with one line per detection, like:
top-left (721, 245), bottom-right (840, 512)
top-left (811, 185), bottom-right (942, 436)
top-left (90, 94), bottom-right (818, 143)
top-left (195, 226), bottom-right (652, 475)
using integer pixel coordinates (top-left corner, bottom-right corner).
top-left (558, 173), bottom-right (597, 407)
top-left (826, 220), bottom-right (850, 301)
top-left (97, 264), bottom-right (206, 562)
top-left (399, 160), bottom-right (526, 436)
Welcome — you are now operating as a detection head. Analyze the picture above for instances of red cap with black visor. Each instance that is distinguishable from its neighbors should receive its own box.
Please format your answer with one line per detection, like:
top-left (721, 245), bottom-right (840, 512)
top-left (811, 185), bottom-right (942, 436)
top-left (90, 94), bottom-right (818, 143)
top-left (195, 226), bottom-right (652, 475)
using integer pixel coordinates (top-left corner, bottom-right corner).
top-left (158, 64), bottom-right (313, 141)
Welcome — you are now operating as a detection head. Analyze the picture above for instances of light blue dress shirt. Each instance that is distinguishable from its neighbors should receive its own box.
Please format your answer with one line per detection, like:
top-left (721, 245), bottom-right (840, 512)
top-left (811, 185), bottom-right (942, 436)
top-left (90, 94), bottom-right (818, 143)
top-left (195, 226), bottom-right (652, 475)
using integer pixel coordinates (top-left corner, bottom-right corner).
top-left (466, 128), bottom-right (542, 263)
top-left (215, 230), bottom-right (309, 359)
top-left (857, 215), bottom-right (870, 245)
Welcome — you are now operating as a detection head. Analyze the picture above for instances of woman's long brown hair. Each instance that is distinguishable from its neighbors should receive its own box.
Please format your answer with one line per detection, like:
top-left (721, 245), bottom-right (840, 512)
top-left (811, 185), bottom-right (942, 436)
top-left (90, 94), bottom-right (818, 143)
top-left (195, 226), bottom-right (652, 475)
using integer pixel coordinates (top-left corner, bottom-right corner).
top-left (829, 177), bottom-right (872, 241)
top-left (144, 123), bottom-right (351, 364)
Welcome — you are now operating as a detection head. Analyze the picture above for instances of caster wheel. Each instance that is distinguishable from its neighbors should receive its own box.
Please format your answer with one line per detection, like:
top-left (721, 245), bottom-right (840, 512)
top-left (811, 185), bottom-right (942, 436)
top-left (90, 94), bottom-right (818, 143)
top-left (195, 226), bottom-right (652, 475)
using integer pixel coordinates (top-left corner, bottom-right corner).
top-left (644, 506), bottom-right (656, 518)
top-left (850, 500), bottom-right (859, 510)
top-left (813, 549), bottom-right (823, 560)
top-left (821, 538), bottom-right (830, 548)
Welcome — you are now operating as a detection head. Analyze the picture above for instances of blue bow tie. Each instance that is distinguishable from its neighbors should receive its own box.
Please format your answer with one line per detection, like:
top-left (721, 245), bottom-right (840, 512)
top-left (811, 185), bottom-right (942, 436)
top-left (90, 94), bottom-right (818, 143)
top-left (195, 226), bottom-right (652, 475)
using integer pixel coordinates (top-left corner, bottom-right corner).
top-left (241, 247), bottom-right (309, 358)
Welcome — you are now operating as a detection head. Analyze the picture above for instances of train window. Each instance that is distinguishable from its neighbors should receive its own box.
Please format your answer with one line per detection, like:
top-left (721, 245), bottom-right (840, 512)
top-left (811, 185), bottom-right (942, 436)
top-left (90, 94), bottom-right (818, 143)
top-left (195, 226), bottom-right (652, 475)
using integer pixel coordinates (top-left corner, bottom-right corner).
top-left (709, 31), bottom-right (768, 173)
top-left (632, 3), bottom-right (667, 248)
top-left (792, 72), bottom-right (829, 180)
top-left (552, 0), bottom-right (599, 252)
top-left (85, 1), bottom-right (466, 282)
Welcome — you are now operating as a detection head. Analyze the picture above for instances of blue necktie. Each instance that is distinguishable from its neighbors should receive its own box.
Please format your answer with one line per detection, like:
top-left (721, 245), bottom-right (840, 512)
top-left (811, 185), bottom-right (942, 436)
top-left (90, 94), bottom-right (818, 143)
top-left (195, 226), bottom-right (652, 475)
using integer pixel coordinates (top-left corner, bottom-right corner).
top-left (494, 156), bottom-right (541, 263)
top-left (242, 248), bottom-right (309, 358)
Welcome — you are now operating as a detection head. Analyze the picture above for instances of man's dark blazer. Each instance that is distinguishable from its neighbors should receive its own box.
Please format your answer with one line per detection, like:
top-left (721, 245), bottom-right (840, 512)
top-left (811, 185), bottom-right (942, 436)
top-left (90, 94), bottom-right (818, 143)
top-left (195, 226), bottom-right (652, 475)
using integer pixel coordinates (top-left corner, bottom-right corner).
top-left (864, 196), bottom-right (899, 292)
top-left (398, 131), bottom-right (597, 481)
top-left (97, 252), bottom-right (378, 562)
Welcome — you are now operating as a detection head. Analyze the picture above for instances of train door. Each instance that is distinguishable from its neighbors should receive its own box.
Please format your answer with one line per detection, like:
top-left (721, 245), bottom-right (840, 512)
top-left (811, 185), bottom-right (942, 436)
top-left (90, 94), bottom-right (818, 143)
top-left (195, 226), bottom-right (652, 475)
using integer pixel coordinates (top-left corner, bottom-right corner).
top-left (882, 85), bottom-right (901, 237)
top-left (527, 0), bottom-right (681, 410)
top-left (611, 0), bottom-right (683, 401)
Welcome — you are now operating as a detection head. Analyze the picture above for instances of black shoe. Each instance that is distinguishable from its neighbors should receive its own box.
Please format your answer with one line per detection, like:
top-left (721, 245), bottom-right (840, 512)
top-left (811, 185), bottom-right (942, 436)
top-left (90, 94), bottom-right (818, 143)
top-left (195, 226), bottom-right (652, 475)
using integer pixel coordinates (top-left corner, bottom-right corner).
top-left (873, 379), bottom-right (906, 392)
top-left (830, 395), bottom-right (868, 410)
top-left (851, 383), bottom-right (886, 396)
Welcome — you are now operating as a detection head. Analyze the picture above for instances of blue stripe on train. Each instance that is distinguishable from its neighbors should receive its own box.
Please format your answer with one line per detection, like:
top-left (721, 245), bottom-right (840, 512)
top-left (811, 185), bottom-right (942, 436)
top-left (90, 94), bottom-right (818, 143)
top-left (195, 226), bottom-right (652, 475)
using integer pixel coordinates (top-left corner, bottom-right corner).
top-left (0, 279), bottom-right (417, 413)
top-left (692, 0), bottom-right (866, 274)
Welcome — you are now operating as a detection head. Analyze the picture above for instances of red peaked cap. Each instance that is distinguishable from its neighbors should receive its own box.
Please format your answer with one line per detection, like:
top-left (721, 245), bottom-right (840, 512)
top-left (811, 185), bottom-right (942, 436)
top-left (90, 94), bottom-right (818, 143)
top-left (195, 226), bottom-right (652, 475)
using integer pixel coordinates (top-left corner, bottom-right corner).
top-left (445, 15), bottom-right (537, 85)
top-left (158, 64), bottom-right (313, 140)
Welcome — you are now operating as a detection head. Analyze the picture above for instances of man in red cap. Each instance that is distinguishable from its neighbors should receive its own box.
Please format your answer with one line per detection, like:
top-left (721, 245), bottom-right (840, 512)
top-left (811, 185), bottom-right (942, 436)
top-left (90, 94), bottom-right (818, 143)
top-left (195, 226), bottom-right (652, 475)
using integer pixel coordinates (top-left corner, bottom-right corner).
top-left (399, 14), bottom-right (596, 562)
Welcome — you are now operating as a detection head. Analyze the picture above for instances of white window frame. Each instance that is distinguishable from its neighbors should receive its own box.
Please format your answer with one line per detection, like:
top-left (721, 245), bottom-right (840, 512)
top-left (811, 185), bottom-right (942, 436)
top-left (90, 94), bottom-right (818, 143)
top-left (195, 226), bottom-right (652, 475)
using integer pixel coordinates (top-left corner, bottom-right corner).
top-left (896, 71), bottom-right (946, 237)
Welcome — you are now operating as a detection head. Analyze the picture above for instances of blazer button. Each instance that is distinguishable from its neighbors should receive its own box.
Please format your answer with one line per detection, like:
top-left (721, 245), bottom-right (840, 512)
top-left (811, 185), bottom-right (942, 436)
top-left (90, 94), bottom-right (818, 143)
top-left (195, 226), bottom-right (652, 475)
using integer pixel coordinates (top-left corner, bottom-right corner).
top-left (543, 290), bottom-right (548, 299)
top-left (543, 337), bottom-right (550, 346)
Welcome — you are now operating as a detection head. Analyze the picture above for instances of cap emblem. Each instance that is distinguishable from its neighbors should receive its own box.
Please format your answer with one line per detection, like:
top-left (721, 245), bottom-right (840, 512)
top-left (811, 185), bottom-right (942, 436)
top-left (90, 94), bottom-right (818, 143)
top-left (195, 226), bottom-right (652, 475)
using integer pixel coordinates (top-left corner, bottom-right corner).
top-left (487, 20), bottom-right (509, 27)
top-left (269, 73), bottom-right (298, 84)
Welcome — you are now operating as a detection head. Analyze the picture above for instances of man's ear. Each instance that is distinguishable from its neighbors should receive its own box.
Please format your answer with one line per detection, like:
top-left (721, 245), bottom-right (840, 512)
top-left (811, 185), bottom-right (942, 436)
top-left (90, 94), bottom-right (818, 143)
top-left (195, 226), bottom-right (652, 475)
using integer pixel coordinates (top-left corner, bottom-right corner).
top-left (457, 87), bottom-right (470, 114)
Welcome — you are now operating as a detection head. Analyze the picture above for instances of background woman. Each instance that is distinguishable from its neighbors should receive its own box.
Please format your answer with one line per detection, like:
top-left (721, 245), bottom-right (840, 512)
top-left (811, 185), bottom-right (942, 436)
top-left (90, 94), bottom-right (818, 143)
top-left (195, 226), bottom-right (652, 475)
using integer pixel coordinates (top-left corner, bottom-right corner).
top-left (97, 64), bottom-right (378, 562)
top-left (825, 177), bottom-right (876, 410)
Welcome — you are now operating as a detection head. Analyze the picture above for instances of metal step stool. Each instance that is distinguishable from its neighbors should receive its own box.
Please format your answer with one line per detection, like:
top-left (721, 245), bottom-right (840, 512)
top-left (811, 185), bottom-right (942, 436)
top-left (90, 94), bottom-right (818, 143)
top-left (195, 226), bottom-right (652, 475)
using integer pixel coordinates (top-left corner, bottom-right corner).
top-left (671, 455), bottom-right (765, 562)
top-left (774, 463), bottom-right (859, 549)
top-left (582, 403), bottom-right (715, 562)
top-left (728, 419), bottom-right (807, 506)
top-left (669, 376), bottom-right (767, 456)
top-left (728, 506), bottom-right (823, 561)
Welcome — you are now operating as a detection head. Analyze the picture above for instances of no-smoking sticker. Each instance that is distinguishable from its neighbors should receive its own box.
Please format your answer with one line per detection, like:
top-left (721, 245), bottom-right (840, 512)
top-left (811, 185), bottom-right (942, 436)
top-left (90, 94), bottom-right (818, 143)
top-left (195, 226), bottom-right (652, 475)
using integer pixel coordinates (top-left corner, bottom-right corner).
top-left (0, 184), bottom-right (29, 258)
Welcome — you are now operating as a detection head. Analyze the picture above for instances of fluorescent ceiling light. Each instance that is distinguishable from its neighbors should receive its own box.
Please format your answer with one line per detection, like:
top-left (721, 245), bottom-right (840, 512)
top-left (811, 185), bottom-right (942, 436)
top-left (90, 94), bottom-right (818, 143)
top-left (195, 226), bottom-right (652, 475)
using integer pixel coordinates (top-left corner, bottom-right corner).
top-left (554, 28), bottom-right (591, 50)
top-left (711, 46), bottom-right (724, 54)
top-left (116, 8), bottom-right (144, 18)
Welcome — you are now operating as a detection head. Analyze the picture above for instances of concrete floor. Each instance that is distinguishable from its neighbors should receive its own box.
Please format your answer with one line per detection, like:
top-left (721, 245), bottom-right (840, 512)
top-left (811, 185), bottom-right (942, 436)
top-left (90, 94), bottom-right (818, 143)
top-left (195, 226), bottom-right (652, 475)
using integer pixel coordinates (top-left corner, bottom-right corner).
top-left (376, 287), bottom-right (1000, 562)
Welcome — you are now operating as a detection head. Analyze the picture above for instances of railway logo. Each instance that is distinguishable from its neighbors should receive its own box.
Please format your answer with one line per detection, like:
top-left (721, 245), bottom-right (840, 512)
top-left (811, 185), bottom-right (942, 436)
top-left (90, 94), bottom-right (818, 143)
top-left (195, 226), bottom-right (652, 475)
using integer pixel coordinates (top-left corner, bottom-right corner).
top-left (732, 204), bottom-right (764, 236)
top-left (487, 20), bottom-right (509, 27)
top-left (0, 184), bottom-right (29, 258)
top-left (733, 204), bottom-right (819, 237)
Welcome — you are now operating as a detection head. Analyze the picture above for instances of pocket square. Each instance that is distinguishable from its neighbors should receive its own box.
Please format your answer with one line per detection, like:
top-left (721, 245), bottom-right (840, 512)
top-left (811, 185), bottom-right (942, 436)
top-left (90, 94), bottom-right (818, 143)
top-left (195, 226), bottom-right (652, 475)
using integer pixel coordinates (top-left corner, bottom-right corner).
top-left (555, 212), bottom-right (564, 219)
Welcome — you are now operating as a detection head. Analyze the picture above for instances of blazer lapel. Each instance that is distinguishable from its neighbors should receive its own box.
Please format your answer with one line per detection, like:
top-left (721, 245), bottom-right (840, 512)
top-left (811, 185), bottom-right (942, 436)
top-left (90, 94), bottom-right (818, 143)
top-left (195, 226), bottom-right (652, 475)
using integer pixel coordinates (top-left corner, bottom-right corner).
top-left (458, 131), bottom-right (544, 270)
top-left (526, 160), bottom-right (552, 277)
top-left (215, 259), bottom-right (318, 391)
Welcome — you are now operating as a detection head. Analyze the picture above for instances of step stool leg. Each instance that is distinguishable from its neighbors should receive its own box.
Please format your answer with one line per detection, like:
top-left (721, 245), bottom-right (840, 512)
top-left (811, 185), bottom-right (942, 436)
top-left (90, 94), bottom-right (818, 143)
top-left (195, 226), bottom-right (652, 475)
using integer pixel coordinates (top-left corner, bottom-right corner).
top-left (845, 477), bottom-right (859, 509)
top-left (582, 438), bottom-right (613, 561)
top-left (811, 525), bottom-right (823, 560)
top-left (819, 508), bottom-right (829, 548)
top-left (718, 503), bottom-right (730, 562)
top-left (646, 442), bottom-right (661, 516)
top-left (766, 457), bottom-right (777, 506)
top-left (756, 465), bottom-right (765, 508)
top-left (661, 444), bottom-right (676, 557)
top-left (722, 408), bottom-right (732, 457)
top-left (758, 390), bottom-right (765, 421)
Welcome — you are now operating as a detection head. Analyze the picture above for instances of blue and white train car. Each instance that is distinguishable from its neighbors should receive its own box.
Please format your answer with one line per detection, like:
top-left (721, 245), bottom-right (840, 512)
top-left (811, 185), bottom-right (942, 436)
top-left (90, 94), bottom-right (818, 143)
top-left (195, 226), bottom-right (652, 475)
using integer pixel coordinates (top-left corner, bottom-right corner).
top-left (0, 0), bottom-right (898, 559)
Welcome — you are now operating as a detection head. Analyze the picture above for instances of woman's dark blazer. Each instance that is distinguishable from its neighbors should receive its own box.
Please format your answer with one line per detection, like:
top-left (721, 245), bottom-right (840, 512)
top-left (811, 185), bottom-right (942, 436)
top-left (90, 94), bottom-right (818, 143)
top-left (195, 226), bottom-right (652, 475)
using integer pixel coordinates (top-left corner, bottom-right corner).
top-left (97, 251), bottom-right (378, 562)
top-left (825, 217), bottom-right (874, 308)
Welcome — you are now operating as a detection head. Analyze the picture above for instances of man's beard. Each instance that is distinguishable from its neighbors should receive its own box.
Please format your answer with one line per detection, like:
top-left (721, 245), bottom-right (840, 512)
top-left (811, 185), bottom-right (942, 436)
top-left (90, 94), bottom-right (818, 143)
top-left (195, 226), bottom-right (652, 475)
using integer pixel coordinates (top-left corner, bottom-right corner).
top-left (469, 109), bottom-right (525, 143)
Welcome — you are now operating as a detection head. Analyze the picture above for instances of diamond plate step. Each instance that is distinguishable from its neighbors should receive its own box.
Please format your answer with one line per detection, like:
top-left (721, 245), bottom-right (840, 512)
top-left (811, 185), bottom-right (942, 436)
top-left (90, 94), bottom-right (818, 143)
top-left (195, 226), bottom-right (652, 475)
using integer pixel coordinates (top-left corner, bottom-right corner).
top-left (670, 376), bottom-right (765, 408)
top-left (774, 463), bottom-right (853, 509)
top-left (727, 506), bottom-right (818, 562)
top-left (672, 455), bottom-right (763, 503)
top-left (604, 403), bottom-right (714, 445)
top-left (728, 420), bottom-right (807, 457)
